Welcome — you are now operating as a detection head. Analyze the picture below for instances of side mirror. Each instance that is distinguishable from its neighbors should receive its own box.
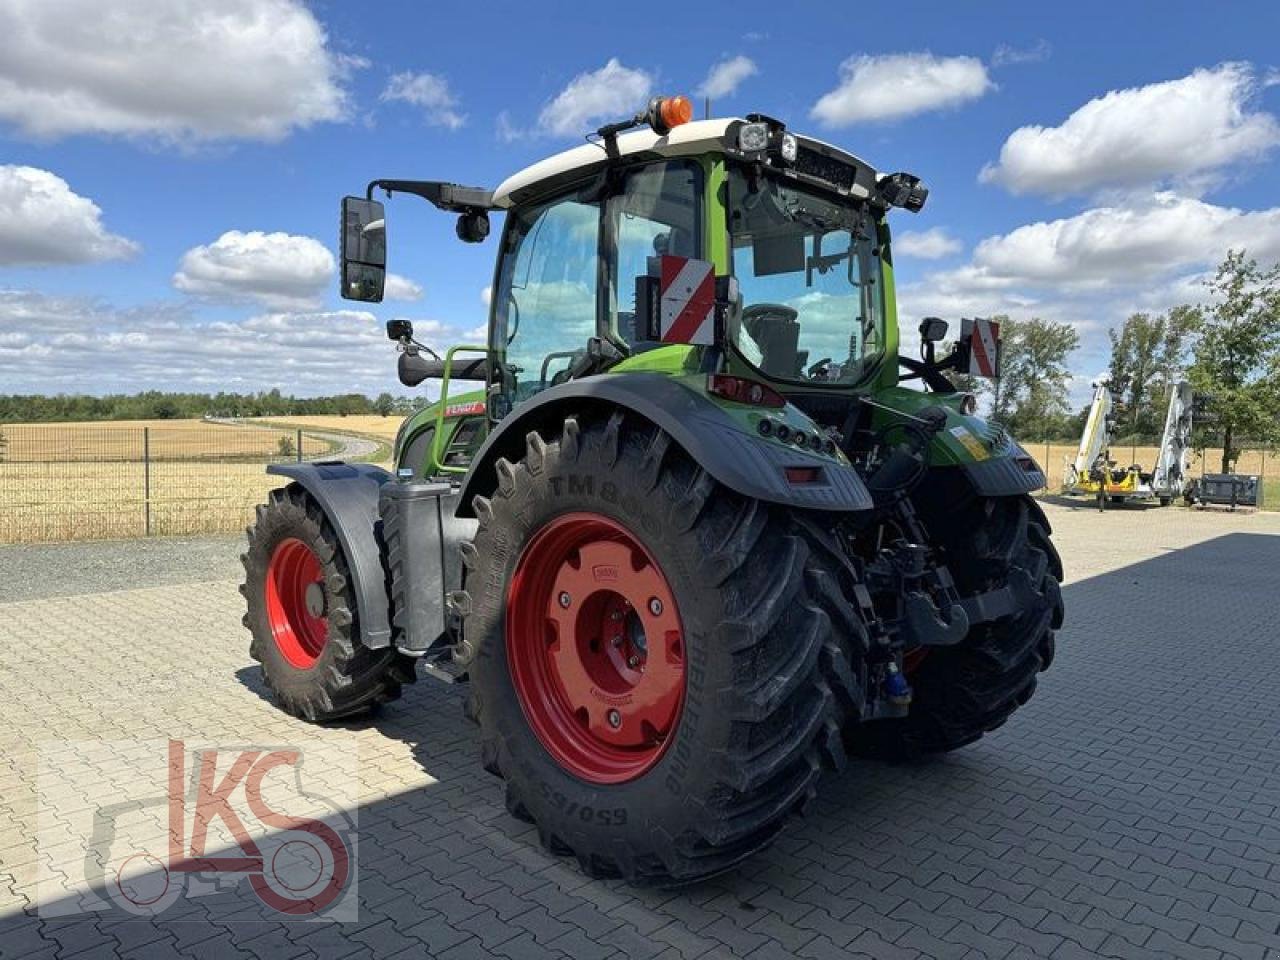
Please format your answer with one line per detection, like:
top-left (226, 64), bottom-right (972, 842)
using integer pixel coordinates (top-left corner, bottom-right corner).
top-left (340, 196), bottom-right (386, 302)
top-left (918, 317), bottom-right (948, 343)
top-left (386, 319), bottom-right (413, 341)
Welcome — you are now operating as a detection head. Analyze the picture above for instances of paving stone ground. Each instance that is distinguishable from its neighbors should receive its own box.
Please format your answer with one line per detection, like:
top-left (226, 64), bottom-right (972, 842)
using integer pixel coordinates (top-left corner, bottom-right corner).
top-left (2, 500), bottom-right (1279, 959)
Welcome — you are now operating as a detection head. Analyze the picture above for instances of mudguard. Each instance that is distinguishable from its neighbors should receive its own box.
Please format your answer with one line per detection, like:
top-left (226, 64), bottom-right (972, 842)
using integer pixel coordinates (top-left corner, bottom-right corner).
top-left (456, 372), bottom-right (875, 517)
top-left (266, 462), bottom-right (394, 649)
top-left (959, 450), bottom-right (1046, 497)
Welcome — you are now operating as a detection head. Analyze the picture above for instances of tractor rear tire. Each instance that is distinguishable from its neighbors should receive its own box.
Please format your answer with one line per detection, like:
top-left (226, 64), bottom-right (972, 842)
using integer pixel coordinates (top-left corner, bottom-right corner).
top-left (241, 485), bottom-right (416, 722)
top-left (857, 494), bottom-right (1062, 760)
top-left (459, 412), bottom-right (867, 885)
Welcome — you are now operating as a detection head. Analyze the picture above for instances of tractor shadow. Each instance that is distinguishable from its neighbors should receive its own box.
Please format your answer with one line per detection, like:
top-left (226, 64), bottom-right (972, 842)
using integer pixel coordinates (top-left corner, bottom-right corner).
top-left (30, 533), bottom-right (1280, 952)
top-left (1036, 492), bottom-right (1163, 511)
top-left (375, 530), bottom-right (1280, 910)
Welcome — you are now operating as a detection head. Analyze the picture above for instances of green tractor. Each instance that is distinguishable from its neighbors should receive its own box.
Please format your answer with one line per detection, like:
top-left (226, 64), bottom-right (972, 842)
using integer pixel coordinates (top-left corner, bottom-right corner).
top-left (241, 96), bottom-right (1063, 885)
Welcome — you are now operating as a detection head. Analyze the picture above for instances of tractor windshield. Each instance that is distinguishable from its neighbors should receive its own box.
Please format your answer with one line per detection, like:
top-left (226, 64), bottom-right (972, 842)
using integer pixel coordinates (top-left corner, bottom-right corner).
top-left (727, 166), bottom-right (884, 385)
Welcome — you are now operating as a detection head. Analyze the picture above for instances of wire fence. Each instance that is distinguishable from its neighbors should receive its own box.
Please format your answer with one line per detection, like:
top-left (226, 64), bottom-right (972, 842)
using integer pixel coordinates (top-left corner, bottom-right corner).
top-left (1025, 438), bottom-right (1279, 504)
top-left (2, 421), bottom-right (1275, 546)
top-left (0, 422), bottom-right (344, 544)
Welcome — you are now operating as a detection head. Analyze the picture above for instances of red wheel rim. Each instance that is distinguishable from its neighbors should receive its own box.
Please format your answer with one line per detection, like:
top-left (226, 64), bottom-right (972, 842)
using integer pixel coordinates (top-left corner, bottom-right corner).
top-left (265, 538), bottom-right (329, 669)
top-left (506, 512), bottom-right (686, 784)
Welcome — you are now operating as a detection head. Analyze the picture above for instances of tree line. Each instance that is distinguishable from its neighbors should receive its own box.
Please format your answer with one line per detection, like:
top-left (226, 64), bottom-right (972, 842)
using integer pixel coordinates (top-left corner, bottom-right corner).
top-left (0, 389), bottom-right (418, 423)
top-left (972, 250), bottom-right (1280, 472)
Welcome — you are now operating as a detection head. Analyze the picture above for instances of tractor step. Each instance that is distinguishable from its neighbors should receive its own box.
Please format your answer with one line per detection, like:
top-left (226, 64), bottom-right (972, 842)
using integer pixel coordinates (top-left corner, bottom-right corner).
top-left (420, 649), bottom-right (468, 684)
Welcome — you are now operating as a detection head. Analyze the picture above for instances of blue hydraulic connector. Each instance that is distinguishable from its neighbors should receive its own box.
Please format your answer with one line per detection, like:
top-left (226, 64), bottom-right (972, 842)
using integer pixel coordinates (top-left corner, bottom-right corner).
top-left (884, 661), bottom-right (912, 707)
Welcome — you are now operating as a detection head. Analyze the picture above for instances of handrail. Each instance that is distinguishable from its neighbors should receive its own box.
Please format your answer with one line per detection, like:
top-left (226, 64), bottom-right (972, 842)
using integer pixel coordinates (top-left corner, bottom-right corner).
top-left (428, 345), bottom-right (489, 475)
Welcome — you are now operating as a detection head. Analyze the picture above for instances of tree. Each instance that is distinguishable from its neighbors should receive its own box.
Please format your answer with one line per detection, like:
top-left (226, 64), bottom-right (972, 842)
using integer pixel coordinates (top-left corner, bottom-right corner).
top-left (991, 316), bottom-right (1081, 439)
top-left (277, 435), bottom-right (297, 460)
top-left (1107, 313), bottom-right (1163, 437)
top-left (375, 392), bottom-right (395, 417)
top-left (1106, 307), bottom-right (1199, 438)
top-left (1189, 250), bottom-right (1280, 472)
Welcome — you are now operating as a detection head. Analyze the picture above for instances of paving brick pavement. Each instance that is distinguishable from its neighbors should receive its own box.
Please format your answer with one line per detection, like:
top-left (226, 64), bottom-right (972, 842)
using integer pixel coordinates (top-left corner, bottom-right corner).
top-left (2, 502), bottom-right (1279, 958)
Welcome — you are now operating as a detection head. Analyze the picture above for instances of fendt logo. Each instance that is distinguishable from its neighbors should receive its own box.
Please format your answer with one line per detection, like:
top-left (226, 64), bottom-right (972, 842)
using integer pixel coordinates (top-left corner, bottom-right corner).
top-left (38, 738), bottom-right (358, 921)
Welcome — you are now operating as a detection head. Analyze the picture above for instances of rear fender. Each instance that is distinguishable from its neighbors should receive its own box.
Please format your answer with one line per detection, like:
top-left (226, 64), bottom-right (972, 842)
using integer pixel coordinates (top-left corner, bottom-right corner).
top-left (266, 462), bottom-right (394, 649)
top-left (456, 372), bottom-right (875, 517)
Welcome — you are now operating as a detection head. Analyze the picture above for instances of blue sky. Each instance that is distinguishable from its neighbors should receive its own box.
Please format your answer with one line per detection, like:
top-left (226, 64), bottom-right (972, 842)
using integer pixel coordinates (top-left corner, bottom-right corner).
top-left (2, 0), bottom-right (1279, 402)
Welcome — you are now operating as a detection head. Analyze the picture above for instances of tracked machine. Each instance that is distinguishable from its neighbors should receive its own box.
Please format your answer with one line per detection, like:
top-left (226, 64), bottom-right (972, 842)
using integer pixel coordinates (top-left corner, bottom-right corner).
top-left (241, 97), bottom-right (1065, 884)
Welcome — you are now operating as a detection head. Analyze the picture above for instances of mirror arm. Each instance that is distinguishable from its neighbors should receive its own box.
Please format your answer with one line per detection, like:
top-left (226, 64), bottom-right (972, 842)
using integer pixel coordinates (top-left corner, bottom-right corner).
top-left (366, 179), bottom-right (495, 214)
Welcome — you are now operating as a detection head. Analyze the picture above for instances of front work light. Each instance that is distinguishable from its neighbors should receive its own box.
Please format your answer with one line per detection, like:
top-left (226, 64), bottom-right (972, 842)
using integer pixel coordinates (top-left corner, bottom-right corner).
top-left (779, 133), bottom-right (798, 164)
top-left (737, 122), bottom-right (769, 153)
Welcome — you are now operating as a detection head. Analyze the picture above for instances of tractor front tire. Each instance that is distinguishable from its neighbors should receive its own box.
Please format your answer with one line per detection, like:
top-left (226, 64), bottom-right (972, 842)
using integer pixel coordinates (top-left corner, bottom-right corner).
top-left (241, 485), bottom-right (416, 722)
top-left (460, 413), bottom-right (866, 885)
top-left (858, 494), bottom-right (1062, 759)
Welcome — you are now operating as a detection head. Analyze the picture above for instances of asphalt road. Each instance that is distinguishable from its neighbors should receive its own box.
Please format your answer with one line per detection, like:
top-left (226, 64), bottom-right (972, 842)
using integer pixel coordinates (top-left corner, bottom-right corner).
top-left (206, 417), bottom-right (383, 461)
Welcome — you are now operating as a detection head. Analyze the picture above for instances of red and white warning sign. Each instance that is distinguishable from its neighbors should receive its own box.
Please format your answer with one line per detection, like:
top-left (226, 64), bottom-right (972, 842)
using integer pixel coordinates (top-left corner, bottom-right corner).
top-left (655, 256), bottom-right (716, 345)
top-left (962, 317), bottom-right (1001, 378)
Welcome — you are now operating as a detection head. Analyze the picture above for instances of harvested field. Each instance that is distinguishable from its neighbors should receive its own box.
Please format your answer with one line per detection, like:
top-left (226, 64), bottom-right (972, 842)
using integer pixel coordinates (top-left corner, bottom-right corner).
top-left (1025, 440), bottom-right (1278, 496)
top-left (0, 419), bottom-right (356, 544)
top-left (249, 414), bottom-right (406, 441)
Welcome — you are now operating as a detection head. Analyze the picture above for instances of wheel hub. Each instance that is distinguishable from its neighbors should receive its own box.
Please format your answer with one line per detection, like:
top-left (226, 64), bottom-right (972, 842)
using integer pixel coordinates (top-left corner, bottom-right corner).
top-left (506, 513), bottom-right (686, 784)
top-left (265, 538), bottom-right (329, 669)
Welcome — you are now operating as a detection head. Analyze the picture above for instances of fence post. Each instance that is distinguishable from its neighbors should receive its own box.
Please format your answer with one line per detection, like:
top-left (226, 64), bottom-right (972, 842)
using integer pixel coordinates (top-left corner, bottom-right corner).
top-left (297, 428), bottom-right (303, 463)
top-left (143, 427), bottom-right (151, 537)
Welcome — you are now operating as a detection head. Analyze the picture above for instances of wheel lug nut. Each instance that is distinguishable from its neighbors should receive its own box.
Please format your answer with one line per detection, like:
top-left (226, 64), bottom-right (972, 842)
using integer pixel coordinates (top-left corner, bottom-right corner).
top-left (610, 610), bottom-right (622, 620)
top-left (627, 655), bottom-right (639, 668)
top-left (611, 635), bottom-right (623, 647)
top-left (648, 597), bottom-right (663, 616)
top-left (607, 709), bottom-right (621, 728)
top-left (558, 591), bottom-right (571, 608)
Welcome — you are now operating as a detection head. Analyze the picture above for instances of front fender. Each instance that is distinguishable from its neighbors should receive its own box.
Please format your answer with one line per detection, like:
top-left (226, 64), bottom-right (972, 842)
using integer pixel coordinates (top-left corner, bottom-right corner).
top-left (870, 386), bottom-right (1046, 496)
top-left (266, 462), bottom-right (394, 649)
top-left (456, 372), bottom-right (874, 516)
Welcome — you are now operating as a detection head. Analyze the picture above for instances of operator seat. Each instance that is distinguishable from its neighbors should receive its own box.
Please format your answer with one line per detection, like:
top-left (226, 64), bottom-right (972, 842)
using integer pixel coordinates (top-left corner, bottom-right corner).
top-left (743, 304), bottom-right (802, 378)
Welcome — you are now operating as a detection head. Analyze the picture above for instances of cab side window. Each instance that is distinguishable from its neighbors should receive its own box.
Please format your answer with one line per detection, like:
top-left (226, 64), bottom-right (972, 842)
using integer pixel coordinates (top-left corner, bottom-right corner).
top-left (608, 161), bottom-right (702, 346)
top-left (494, 192), bottom-right (601, 403)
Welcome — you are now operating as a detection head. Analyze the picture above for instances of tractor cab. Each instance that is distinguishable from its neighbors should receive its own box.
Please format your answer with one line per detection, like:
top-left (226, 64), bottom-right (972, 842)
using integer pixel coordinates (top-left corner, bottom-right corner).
top-left (336, 97), bottom-right (989, 484)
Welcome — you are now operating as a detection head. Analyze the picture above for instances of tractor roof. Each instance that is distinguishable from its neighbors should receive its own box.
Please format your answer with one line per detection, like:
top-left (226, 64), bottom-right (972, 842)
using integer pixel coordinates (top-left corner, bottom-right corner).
top-left (491, 118), bottom-right (877, 209)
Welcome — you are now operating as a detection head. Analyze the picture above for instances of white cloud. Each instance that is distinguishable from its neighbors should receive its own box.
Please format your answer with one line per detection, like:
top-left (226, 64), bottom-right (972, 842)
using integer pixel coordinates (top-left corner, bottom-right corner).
top-left (811, 53), bottom-right (993, 126)
top-left (380, 72), bottom-right (465, 129)
top-left (0, 0), bottom-right (355, 144)
top-left (967, 192), bottom-right (1280, 289)
top-left (0, 289), bottom-right (482, 395)
top-left (991, 40), bottom-right (1051, 68)
top-left (697, 56), bottom-right (758, 100)
top-left (896, 191), bottom-right (1280, 408)
top-left (538, 59), bottom-right (652, 137)
top-left (981, 63), bottom-right (1280, 197)
top-left (383, 273), bottom-right (423, 302)
top-left (481, 285), bottom-right (492, 305)
top-left (0, 165), bottom-right (138, 265)
top-left (495, 111), bottom-right (523, 143)
top-left (173, 231), bottom-right (335, 310)
top-left (894, 227), bottom-right (962, 260)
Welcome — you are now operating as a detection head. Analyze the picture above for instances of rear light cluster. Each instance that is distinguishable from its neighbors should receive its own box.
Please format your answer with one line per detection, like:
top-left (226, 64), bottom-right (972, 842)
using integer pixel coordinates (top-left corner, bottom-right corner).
top-left (707, 374), bottom-right (785, 408)
top-left (707, 374), bottom-right (839, 457)
top-left (757, 418), bottom-right (838, 456)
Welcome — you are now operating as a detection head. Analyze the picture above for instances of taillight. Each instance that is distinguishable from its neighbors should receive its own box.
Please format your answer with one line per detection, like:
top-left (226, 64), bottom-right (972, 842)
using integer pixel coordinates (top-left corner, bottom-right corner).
top-left (784, 466), bottom-right (824, 485)
top-left (707, 374), bottom-right (785, 408)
